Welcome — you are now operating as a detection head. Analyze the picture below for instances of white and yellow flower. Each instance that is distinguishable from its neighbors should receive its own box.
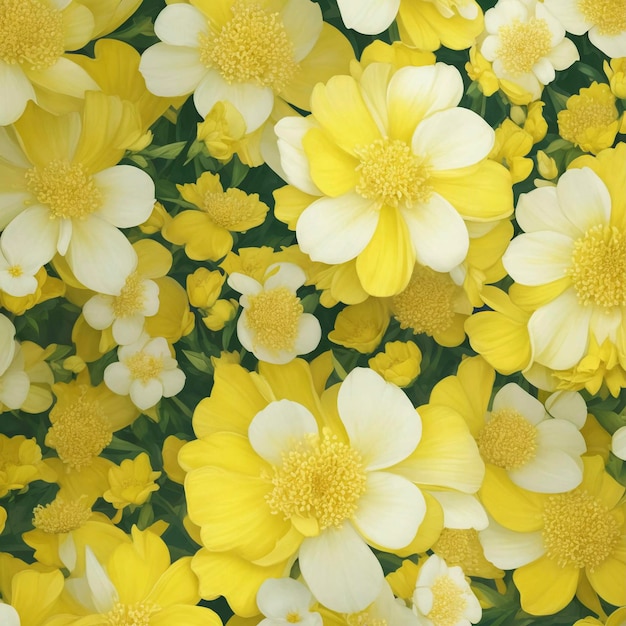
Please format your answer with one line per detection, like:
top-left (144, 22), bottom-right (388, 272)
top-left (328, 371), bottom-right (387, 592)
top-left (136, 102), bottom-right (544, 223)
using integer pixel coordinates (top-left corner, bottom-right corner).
top-left (256, 578), bottom-right (321, 626)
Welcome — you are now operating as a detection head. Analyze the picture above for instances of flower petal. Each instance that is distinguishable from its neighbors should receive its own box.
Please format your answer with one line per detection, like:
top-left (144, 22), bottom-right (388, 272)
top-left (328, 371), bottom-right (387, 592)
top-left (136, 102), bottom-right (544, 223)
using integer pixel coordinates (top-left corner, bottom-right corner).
top-left (154, 4), bottom-right (209, 47)
top-left (336, 0), bottom-right (400, 34)
top-left (0, 62), bottom-right (35, 126)
top-left (509, 447), bottom-right (583, 493)
top-left (139, 43), bottom-right (205, 96)
top-left (479, 518), bottom-right (544, 570)
top-left (492, 383), bottom-right (546, 425)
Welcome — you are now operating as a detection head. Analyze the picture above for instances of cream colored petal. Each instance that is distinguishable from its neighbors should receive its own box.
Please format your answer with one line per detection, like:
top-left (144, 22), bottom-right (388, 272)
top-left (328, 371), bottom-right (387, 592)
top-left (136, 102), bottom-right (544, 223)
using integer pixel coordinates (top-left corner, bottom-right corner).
top-left (154, 3), bottom-right (208, 46)
top-left (26, 57), bottom-right (99, 98)
top-left (336, 0), bottom-right (400, 34)
top-left (280, 0), bottom-right (323, 61)
top-left (0, 62), bottom-right (35, 126)
top-left (479, 518), bottom-right (544, 570)
top-left (492, 383), bottom-right (546, 425)
top-left (509, 447), bottom-right (582, 493)
top-left (544, 391), bottom-right (587, 428)
top-left (139, 43), bottom-right (205, 96)
top-left (515, 185), bottom-right (580, 238)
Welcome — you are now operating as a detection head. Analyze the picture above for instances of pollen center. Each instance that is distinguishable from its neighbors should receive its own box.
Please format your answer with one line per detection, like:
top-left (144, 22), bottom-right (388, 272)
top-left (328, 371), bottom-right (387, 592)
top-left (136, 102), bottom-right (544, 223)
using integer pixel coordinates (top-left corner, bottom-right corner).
top-left (433, 529), bottom-right (483, 571)
top-left (347, 613), bottom-right (387, 626)
top-left (26, 161), bottom-right (102, 220)
top-left (355, 138), bottom-right (432, 208)
top-left (112, 273), bottom-right (146, 318)
top-left (124, 352), bottom-right (164, 383)
top-left (578, 0), bottom-right (626, 35)
top-left (286, 612), bottom-right (302, 623)
top-left (391, 265), bottom-right (457, 336)
top-left (266, 429), bottom-right (367, 530)
top-left (427, 574), bottom-right (468, 626)
top-left (570, 225), bottom-right (626, 308)
top-left (199, 1), bottom-right (298, 92)
top-left (0, 0), bottom-right (64, 69)
top-left (542, 489), bottom-right (621, 570)
top-left (32, 497), bottom-right (91, 534)
top-left (45, 389), bottom-right (112, 469)
top-left (497, 18), bottom-right (552, 75)
top-left (477, 409), bottom-right (537, 470)
top-left (105, 602), bottom-right (158, 626)
top-left (7, 265), bottom-right (23, 278)
top-left (203, 189), bottom-right (256, 230)
top-left (246, 287), bottom-right (303, 352)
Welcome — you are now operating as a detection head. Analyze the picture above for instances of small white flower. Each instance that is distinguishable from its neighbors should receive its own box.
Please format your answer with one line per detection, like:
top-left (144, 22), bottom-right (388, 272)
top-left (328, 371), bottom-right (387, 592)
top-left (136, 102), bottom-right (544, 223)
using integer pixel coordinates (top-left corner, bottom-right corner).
top-left (103, 335), bottom-right (185, 411)
top-left (257, 578), bottom-right (322, 626)
top-left (228, 262), bottom-right (321, 364)
top-left (0, 236), bottom-right (41, 297)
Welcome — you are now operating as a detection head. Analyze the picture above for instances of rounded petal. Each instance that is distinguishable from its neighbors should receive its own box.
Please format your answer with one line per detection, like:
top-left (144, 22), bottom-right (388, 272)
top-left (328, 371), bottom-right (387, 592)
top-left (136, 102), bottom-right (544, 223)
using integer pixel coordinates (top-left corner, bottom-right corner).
top-left (139, 43), bottom-right (205, 96)
top-left (103, 362), bottom-right (132, 395)
top-left (264, 263), bottom-right (306, 292)
top-left (0, 62), bottom-right (36, 125)
top-left (154, 4), bottom-right (209, 46)
top-left (337, 0), bottom-right (400, 34)
top-left (257, 577), bottom-right (314, 619)
top-left (112, 315), bottom-right (146, 345)
top-left (429, 492), bottom-right (488, 530)
top-left (280, 0), bottom-right (323, 61)
top-left (129, 378), bottom-right (163, 410)
top-left (515, 185), bottom-right (580, 237)
top-left (509, 447), bottom-right (583, 493)
top-left (544, 391), bottom-right (587, 428)
top-left (26, 56), bottom-right (99, 98)
top-left (83, 295), bottom-right (115, 330)
top-left (160, 368), bottom-right (186, 398)
top-left (479, 519), bottom-right (545, 569)
top-left (492, 383), bottom-right (546, 425)
top-left (536, 418), bottom-right (586, 456)
top-left (0, 605), bottom-right (19, 626)
top-left (293, 314), bottom-right (322, 356)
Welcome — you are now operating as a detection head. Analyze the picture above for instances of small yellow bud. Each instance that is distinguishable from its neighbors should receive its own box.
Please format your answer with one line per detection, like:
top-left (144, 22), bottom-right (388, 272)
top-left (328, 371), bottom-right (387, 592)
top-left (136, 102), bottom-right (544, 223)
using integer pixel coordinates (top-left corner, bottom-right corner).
top-left (186, 268), bottom-right (225, 309)
top-left (536, 150), bottom-right (558, 180)
top-left (202, 299), bottom-right (238, 332)
top-left (139, 202), bottom-right (172, 235)
top-left (368, 341), bottom-right (422, 387)
top-left (63, 355), bottom-right (87, 373)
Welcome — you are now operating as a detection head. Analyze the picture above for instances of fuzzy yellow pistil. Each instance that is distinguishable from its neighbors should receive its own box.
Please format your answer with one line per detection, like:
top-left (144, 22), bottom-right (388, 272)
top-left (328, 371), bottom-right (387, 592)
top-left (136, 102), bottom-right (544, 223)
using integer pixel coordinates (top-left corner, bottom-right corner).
top-left (427, 575), bottom-right (468, 626)
top-left (497, 18), bottom-right (552, 75)
top-left (26, 160), bottom-right (102, 220)
top-left (7, 265), bottom-right (23, 277)
top-left (355, 138), bottom-right (432, 208)
top-left (32, 498), bottom-right (91, 534)
top-left (203, 189), bottom-right (257, 229)
top-left (105, 602), bottom-right (158, 626)
top-left (578, 0), bottom-right (626, 36)
top-left (199, 1), bottom-right (298, 92)
top-left (267, 429), bottom-right (367, 530)
top-left (0, 0), bottom-right (64, 69)
top-left (347, 613), bottom-right (387, 626)
top-left (434, 529), bottom-right (483, 571)
top-left (570, 225), bottom-right (626, 308)
top-left (478, 409), bottom-right (537, 470)
top-left (112, 273), bottom-right (146, 318)
top-left (125, 352), bottom-right (164, 383)
top-left (246, 287), bottom-right (303, 351)
top-left (542, 489), bottom-right (621, 570)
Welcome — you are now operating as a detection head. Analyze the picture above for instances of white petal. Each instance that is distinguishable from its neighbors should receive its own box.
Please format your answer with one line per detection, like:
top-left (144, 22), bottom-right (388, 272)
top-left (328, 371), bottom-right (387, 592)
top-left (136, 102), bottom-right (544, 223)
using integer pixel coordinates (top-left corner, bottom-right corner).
top-left (0, 191), bottom-right (31, 230)
top-left (228, 273), bottom-right (263, 297)
top-left (480, 35), bottom-right (500, 61)
top-left (515, 186), bottom-right (580, 238)
top-left (57, 219), bottom-right (73, 256)
top-left (103, 362), bottom-right (132, 396)
top-left (112, 315), bottom-right (146, 345)
top-left (160, 368), bottom-right (185, 398)
top-left (264, 263), bottom-right (306, 291)
top-left (544, 391), bottom-right (587, 428)
top-left (0, 270), bottom-right (38, 297)
top-left (0, 370), bottom-right (30, 409)
top-left (93, 165), bottom-right (155, 228)
top-left (141, 280), bottom-right (160, 316)
top-left (65, 216), bottom-right (138, 295)
top-left (338, 368), bottom-right (421, 470)
top-left (589, 29), bottom-right (626, 59)
top-left (0, 319), bottom-right (16, 377)
top-left (546, 37), bottom-right (579, 70)
top-left (353, 471), bottom-right (425, 549)
top-left (502, 231), bottom-right (574, 286)
top-left (85, 547), bottom-right (118, 613)
top-left (83, 296), bottom-right (115, 330)
top-left (536, 419), bottom-right (586, 456)
top-left (139, 43), bottom-right (205, 97)
top-left (429, 492), bottom-right (489, 530)
top-left (412, 108), bottom-right (494, 170)
top-left (299, 523), bottom-right (383, 613)
top-left (337, 0), bottom-right (400, 34)
top-left (543, 0), bottom-right (589, 34)
top-left (293, 314), bottom-right (322, 356)
top-left (248, 399), bottom-right (318, 465)
top-left (612, 426), bottom-right (626, 461)
top-left (556, 168), bottom-right (611, 234)
top-left (0, 126), bottom-right (30, 168)
top-left (257, 578), bottom-right (314, 619)
top-left (280, 0), bottom-right (323, 61)
top-left (533, 57), bottom-right (555, 84)
top-left (0, 61), bottom-right (35, 125)
top-left (509, 447), bottom-right (583, 493)
top-left (402, 193), bottom-right (469, 272)
top-left (492, 383), bottom-right (546, 425)
top-left (528, 288), bottom-right (591, 370)
top-left (485, 0), bottom-right (528, 33)
top-left (154, 4), bottom-right (208, 47)
top-left (296, 193), bottom-right (379, 264)
top-left (0, 604), bottom-right (20, 626)
top-left (479, 519), bottom-right (544, 569)
top-left (27, 56), bottom-right (99, 97)
top-left (194, 72), bottom-right (274, 132)
top-left (129, 378), bottom-right (163, 410)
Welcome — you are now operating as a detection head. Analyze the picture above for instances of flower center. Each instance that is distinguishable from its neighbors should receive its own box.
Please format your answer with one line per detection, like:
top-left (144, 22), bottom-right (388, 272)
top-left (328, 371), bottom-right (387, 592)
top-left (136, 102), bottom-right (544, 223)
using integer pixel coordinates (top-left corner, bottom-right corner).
top-left (497, 18), bottom-right (552, 75)
top-left (570, 225), bottom-right (626, 308)
top-left (347, 613), bottom-right (387, 626)
top-left (477, 409), bottom-right (537, 470)
top-left (286, 612), bottom-right (302, 623)
top-left (427, 574), bottom-right (468, 626)
top-left (7, 265), bottom-right (23, 278)
top-left (105, 602), bottom-right (158, 626)
top-left (246, 286), bottom-right (303, 352)
top-left (32, 497), bottom-right (91, 533)
top-left (45, 389), bottom-right (112, 469)
top-left (578, 0), bottom-right (626, 35)
top-left (198, 1), bottom-right (298, 92)
top-left (542, 489), bottom-right (621, 570)
top-left (391, 265), bottom-right (457, 336)
top-left (25, 160), bottom-right (102, 220)
top-left (355, 138), bottom-right (432, 208)
top-left (203, 189), bottom-right (256, 230)
top-left (112, 273), bottom-right (146, 318)
top-left (433, 529), bottom-right (483, 572)
top-left (124, 352), bottom-right (164, 383)
top-left (266, 429), bottom-right (367, 531)
top-left (0, 0), bottom-right (64, 69)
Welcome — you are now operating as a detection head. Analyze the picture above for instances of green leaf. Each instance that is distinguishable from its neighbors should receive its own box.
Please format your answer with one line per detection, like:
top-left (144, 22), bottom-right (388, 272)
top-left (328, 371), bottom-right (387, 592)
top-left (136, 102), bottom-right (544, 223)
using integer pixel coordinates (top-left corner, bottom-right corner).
top-left (140, 142), bottom-right (187, 160)
top-left (182, 349), bottom-right (214, 374)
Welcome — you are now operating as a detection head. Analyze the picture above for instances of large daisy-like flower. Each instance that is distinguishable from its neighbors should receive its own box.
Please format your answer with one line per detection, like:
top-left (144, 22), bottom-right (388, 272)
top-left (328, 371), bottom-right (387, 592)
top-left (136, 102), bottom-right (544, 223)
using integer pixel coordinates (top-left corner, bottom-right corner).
top-left (0, 92), bottom-right (154, 295)
top-left (139, 0), bottom-right (353, 133)
top-left (275, 62), bottom-right (512, 297)
top-left (502, 166), bottom-right (626, 373)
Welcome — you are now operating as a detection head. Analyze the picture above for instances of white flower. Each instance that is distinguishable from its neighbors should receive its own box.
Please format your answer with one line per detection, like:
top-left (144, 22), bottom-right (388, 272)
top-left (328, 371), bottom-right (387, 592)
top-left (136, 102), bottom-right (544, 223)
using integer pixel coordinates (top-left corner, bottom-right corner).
top-left (412, 555), bottom-right (482, 626)
top-left (543, 0), bottom-right (626, 58)
top-left (257, 578), bottom-right (322, 626)
top-left (0, 236), bottom-right (41, 297)
top-left (228, 262), bottom-right (321, 364)
top-left (612, 425), bottom-right (626, 461)
top-left (480, 0), bottom-right (579, 100)
top-left (103, 335), bottom-right (185, 411)
top-left (0, 315), bottom-right (30, 411)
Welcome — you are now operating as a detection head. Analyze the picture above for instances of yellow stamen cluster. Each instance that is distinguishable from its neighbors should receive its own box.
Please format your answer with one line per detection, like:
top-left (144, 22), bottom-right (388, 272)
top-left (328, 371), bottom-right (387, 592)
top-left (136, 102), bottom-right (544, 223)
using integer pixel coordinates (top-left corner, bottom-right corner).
top-left (32, 498), bottom-right (91, 534)
top-left (112, 273), bottom-right (146, 318)
top-left (478, 409), bottom-right (537, 470)
top-left (46, 390), bottom-right (112, 469)
top-left (7, 265), bottom-right (23, 278)
top-left (199, 1), bottom-right (298, 92)
top-left (246, 287), bottom-right (303, 352)
top-left (497, 18), bottom-right (552, 75)
top-left (427, 575), bottom-right (468, 626)
top-left (26, 160), bottom-right (102, 220)
top-left (266, 429), bottom-right (367, 530)
top-left (347, 613), bottom-right (387, 626)
top-left (391, 266), bottom-right (457, 336)
top-left (355, 138), bottom-right (432, 208)
top-left (203, 189), bottom-right (259, 230)
top-left (285, 612), bottom-right (302, 623)
top-left (0, 0), bottom-right (64, 69)
top-left (124, 352), bottom-right (164, 383)
top-left (433, 529), bottom-right (484, 572)
top-left (570, 225), bottom-right (626, 308)
top-left (542, 489), bottom-right (621, 570)
top-left (578, 0), bottom-right (626, 36)
top-left (105, 602), bottom-right (158, 626)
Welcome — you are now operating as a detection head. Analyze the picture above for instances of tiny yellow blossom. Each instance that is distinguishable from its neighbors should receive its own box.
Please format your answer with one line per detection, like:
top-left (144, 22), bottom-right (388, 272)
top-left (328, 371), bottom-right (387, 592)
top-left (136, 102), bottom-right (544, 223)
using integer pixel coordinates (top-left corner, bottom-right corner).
top-left (524, 102), bottom-right (548, 144)
top-left (103, 452), bottom-right (161, 510)
top-left (368, 341), bottom-right (422, 387)
top-left (186, 268), bottom-right (225, 309)
top-left (0, 505), bottom-right (6, 534)
top-left (536, 150), bottom-right (559, 180)
top-left (329, 299), bottom-right (389, 354)
top-left (604, 58), bottom-right (626, 99)
top-left (197, 101), bottom-right (248, 162)
top-left (0, 435), bottom-right (55, 498)
top-left (466, 46), bottom-right (499, 96)
top-left (490, 119), bottom-right (534, 183)
top-left (202, 299), bottom-right (239, 332)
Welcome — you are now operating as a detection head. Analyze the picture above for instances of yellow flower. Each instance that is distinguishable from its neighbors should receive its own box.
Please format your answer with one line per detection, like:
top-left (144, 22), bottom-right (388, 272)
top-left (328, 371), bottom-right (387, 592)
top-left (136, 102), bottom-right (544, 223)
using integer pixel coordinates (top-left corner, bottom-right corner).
top-left (197, 101), bottom-right (248, 163)
top-left (163, 172), bottom-right (269, 262)
top-left (202, 299), bottom-right (239, 332)
top-left (0, 505), bottom-right (6, 534)
top-left (536, 150), bottom-right (559, 180)
top-left (139, 201), bottom-right (172, 235)
top-left (221, 246), bottom-right (288, 283)
top-left (0, 434), bottom-right (55, 498)
top-left (328, 298), bottom-right (389, 354)
top-left (524, 101), bottom-right (548, 144)
top-left (103, 452), bottom-right (161, 510)
top-left (604, 58), bottom-right (626, 99)
top-left (368, 340), bottom-right (422, 387)
top-left (558, 82), bottom-right (621, 155)
top-left (162, 435), bottom-right (187, 485)
top-left (466, 46), bottom-right (499, 97)
top-left (187, 268), bottom-right (225, 309)
top-left (490, 119), bottom-right (534, 184)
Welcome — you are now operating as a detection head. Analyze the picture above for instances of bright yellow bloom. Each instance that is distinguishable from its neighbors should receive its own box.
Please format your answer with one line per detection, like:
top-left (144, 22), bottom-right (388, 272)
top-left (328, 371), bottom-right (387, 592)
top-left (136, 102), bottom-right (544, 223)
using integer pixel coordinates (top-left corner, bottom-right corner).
top-left (103, 452), bottom-right (161, 510)
top-left (368, 340), bottom-right (422, 387)
top-left (197, 101), bottom-right (248, 162)
top-left (490, 119), bottom-right (534, 184)
top-left (0, 434), bottom-right (55, 498)
top-left (466, 46), bottom-right (499, 96)
top-left (328, 298), bottom-right (389, 354)
top-left (139, 201), bottom-right (172, 235)
top-left (604, 58), bottom-right (626, 99)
